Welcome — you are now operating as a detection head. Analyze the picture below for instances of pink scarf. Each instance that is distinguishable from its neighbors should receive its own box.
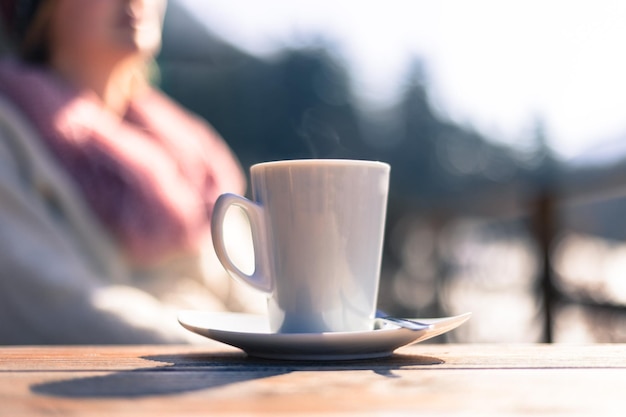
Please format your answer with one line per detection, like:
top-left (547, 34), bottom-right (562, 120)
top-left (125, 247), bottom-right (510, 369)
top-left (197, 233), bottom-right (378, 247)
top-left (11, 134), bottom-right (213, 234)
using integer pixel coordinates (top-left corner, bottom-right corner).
top-left (0, 59), bottom-right (245, 264)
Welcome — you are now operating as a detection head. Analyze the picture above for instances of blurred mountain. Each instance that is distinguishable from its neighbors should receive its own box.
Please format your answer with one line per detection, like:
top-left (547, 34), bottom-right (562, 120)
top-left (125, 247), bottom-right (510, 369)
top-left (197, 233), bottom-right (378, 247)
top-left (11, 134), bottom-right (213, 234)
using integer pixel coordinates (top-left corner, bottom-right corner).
top-left (157, 1), bottom-right (560, 218)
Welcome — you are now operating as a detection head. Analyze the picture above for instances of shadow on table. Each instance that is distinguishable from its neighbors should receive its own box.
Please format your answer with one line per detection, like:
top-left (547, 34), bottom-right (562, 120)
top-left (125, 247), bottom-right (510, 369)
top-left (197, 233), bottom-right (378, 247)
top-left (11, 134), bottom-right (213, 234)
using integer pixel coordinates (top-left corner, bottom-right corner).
top-left (31, 351), bottom-right (443, 398)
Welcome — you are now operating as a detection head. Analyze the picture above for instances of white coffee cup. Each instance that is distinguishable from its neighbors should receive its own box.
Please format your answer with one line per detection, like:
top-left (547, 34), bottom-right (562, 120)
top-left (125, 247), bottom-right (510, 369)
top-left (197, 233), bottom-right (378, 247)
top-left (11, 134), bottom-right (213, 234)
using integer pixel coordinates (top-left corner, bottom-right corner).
top-left (211, 159), bottom-right (390, 333)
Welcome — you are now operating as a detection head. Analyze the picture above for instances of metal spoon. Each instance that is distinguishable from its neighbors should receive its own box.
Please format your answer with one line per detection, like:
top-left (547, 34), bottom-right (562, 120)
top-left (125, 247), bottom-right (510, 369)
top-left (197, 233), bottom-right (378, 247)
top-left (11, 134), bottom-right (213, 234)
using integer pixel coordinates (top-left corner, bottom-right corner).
top-left (378, 316), bottom-right (434, 331)
top-left (375, 310), bottom-right (434, 330)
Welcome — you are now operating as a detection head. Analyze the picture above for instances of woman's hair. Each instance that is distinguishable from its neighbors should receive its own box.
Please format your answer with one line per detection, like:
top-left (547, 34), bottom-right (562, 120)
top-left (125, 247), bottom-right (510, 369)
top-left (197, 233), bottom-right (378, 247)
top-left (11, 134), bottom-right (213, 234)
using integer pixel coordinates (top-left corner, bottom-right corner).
top-left (19, 0), bottom-right (56, 63)
top-left (0, 0), bottom-right (56, 63)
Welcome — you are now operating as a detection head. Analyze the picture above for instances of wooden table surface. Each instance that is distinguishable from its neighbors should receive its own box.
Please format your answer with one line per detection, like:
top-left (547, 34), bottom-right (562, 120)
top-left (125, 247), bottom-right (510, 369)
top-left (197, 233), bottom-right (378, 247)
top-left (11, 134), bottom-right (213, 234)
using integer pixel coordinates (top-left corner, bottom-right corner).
top-left (2, 343), bottom-right (626, 416)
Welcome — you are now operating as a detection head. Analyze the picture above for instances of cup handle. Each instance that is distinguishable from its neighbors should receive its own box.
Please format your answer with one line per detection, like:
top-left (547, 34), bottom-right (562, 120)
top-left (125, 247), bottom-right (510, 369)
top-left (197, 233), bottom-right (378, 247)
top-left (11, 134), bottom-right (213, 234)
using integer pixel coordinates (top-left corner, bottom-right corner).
top-left (211, 193), bottom-right (273, 294)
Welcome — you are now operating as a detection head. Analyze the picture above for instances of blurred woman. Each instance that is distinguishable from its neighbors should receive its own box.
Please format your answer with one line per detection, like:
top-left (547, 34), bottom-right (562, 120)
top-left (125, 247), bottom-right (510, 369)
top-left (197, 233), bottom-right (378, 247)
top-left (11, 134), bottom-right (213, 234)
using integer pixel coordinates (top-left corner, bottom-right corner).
top-left (0, 0), bottom-right (261, 343)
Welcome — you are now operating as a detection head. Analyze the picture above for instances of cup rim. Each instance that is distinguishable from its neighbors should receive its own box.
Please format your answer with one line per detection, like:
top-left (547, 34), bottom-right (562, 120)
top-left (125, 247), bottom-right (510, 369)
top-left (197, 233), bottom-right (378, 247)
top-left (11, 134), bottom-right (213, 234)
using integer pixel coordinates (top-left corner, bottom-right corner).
top-left (251, 159), bottom-right (390, 171)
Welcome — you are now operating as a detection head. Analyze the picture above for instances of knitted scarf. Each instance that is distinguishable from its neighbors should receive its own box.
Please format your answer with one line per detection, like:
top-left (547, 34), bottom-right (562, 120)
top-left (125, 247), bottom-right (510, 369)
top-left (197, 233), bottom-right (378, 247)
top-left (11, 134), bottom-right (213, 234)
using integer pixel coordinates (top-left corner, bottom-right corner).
top-left (0, 59), bottom-right (244, 264)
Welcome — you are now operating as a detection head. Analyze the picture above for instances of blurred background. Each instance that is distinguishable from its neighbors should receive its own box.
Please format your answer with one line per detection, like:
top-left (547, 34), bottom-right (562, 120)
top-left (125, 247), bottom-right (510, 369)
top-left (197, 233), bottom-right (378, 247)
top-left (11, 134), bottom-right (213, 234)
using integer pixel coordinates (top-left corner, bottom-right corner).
top-left (158, 0), bottom-right (626, 343)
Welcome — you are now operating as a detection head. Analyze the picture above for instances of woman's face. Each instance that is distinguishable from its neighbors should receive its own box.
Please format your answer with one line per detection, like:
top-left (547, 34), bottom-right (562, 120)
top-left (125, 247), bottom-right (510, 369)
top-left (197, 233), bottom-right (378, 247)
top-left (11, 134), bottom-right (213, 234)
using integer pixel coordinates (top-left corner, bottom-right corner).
top-left (51, 0), bottom-right (167, 63)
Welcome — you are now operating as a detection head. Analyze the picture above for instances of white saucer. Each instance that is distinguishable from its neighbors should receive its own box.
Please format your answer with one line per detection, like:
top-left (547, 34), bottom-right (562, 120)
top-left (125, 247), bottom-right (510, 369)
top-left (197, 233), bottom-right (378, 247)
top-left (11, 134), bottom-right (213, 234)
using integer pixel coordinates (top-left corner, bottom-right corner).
top-left (178, 311), bottom-right (471, 361)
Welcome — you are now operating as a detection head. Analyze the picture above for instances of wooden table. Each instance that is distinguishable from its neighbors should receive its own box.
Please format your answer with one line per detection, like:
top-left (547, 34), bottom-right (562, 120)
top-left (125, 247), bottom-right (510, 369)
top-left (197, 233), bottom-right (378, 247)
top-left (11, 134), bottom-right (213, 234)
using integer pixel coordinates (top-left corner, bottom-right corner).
top-left (2, 343), bottom-right (626, 416)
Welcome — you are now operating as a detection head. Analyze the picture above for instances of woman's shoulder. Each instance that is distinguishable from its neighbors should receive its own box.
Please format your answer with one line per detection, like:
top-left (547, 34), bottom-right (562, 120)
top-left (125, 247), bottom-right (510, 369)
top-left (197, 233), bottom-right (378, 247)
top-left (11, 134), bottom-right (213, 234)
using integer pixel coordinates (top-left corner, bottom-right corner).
top-left (0, 57), bottom-right (62, 92)
top-left (0, 57), bottom-right (80, 123)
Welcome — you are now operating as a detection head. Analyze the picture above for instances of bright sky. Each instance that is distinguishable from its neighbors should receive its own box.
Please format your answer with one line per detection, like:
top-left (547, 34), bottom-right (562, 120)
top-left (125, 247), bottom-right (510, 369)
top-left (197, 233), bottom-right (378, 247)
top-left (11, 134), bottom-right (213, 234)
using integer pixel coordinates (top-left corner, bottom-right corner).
top-left (177, 0), bottom-right (626, 160)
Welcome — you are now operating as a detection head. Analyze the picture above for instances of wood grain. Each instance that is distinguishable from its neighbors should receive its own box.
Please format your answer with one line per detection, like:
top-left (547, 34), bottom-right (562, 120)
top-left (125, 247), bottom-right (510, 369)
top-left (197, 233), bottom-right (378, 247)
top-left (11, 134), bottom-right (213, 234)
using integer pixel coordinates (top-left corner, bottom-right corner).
top-left (2, 344), bottom-right (626, 416)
